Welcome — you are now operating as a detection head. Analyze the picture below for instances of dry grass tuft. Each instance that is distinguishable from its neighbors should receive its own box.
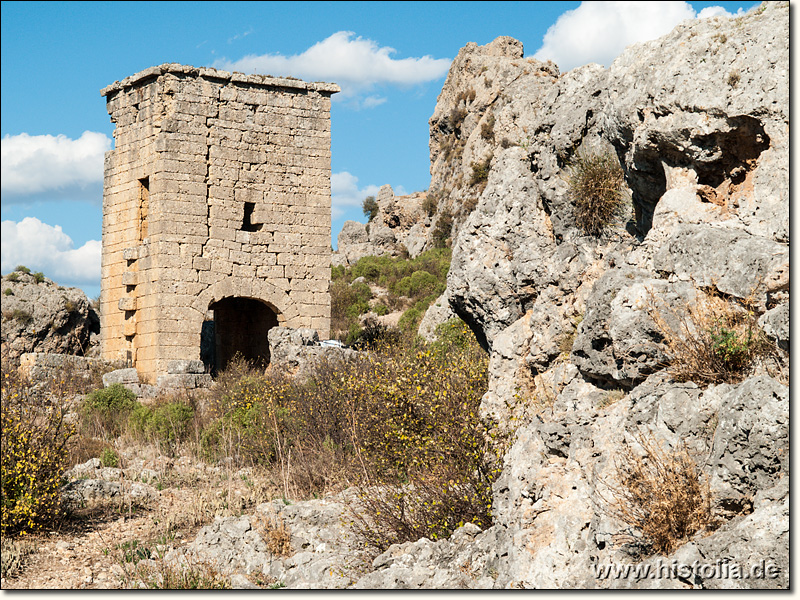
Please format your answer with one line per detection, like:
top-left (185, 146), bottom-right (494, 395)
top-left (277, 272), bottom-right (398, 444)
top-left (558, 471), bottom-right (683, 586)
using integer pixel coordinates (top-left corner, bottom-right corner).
top-left (258, 515), bottom-right (293, 557)
top-left (601, 432), bottom-right (716, 556)
top-left (649, 288), bottom-right (779, 386)
top-left (125, 559), bottom-right (229, 589)
top-left (566, 148), bottom-right (627, 236)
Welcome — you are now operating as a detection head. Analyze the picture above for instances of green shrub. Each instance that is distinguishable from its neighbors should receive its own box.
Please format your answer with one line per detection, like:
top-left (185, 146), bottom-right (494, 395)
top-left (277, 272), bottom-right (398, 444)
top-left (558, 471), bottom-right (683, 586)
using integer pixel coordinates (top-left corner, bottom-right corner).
top-left (397, 306), bottom-right (423, 331)
top-left (374, 303), bottom-right (390, 316)
top-left (14, 266), bottom-right (30, 274)
top-left (432, 210), bottom-right (454, 248)
top-left (3, 289), bottom-right (12, 296)
top-left (129, 400), bottom-right (195, 451)
top-left (566, 148), bottom-right (627, 236)
top-left (331, 265), bottom-right (346, 281)
top-left (362, 196), bottom-right (379, 222)
top-left (2, 363), bottom-right (75, 535)
top-left (81, 383), bottom-right (138, 438)
top-left (392, 270), bottom-right (440, 299)
top-left (5, 273), bottom-right (19, 282)
top-left (422, 193), bottom-right (438, 217)
top-left (469, 156), bottom-right (491, 187)
top-left (350, 255), bottom-right (393, 283)
top-left (434, 318), bottom-right (475, 350)
top-left (32, 272), bottom-right (45, 284)
top-left (100, 447), bottom-right (119, 468)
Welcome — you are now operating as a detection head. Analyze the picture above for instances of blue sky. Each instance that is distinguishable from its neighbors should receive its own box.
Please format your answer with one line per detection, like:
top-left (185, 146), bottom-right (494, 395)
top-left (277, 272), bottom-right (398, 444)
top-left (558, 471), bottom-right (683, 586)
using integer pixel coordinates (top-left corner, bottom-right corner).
top-left (1, 0), bottom-right (759, 298)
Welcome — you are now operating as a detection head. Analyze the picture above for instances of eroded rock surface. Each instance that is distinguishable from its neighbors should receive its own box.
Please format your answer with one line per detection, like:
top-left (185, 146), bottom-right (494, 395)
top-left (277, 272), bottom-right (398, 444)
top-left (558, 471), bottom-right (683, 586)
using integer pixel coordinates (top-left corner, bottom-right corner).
top-left (1, 272), bottom-right (100, 360)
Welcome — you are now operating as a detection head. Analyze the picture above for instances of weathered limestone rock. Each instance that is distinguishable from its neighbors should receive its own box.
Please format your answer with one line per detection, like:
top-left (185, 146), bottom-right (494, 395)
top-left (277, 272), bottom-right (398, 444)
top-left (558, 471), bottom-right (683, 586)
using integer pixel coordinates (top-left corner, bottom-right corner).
top-left (100, 64), bottom-right (339, 380)
top-left (570, 269), bottom-right (697, 388)
top-left (18, 352), bottom-right (107, 382)
top-left (267, 327), bottom-right (357, 378)
top-left (1, 272), bottom-right (99, 360)
top-left (445, 3), bottom-right (788, 361)
top-left (417, 293), bottom-right (457, 342)
top-left (332, 185), bottom-right (431, 266)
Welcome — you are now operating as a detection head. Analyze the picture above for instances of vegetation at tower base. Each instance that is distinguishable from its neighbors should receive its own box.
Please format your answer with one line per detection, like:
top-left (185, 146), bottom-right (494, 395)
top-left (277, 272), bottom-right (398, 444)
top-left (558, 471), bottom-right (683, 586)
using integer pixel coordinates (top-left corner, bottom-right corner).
top-left (203, 319), bottom-right (495, 549)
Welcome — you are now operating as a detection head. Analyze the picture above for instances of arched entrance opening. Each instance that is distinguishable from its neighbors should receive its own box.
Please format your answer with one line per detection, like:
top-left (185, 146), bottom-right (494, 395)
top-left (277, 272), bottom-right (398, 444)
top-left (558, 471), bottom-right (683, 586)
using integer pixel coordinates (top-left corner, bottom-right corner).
top-left (202, 297), bottom-right (280, 374)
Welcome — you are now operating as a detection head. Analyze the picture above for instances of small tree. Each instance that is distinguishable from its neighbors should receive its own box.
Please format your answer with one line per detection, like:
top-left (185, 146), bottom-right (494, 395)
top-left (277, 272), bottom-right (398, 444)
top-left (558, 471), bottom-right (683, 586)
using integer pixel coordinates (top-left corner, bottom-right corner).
top-left (362, 196), bottom-right (379, 222)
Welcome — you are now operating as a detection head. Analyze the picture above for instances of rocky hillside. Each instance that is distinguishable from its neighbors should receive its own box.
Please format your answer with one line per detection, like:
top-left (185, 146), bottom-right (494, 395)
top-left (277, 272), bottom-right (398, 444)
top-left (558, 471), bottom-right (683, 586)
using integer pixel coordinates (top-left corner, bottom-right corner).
top-left (332, 1), bottom-right (788, 588)
top-left (1, 269), bottom-right (100, 360)
top-left (2, 3), bottom-right (787, 590)
top-left (333, 185), bottom-right (431, 266)
top-left (436, 2), bottom-right (788, 588)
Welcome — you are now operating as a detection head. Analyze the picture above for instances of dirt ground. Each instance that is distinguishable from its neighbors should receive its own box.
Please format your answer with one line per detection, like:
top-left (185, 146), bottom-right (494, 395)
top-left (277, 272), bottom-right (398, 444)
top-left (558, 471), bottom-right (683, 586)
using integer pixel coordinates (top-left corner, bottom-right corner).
top-left (1, 453), bottom-right (281, 590)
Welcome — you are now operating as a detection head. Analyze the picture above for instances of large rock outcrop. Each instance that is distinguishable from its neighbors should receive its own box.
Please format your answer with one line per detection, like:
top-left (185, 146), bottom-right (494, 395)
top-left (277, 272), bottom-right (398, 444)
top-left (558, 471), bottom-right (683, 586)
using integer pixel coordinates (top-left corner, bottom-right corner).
top-left (332, 185), bottom-right (431, 266)
top-left (1, 271), bottom-right (100, 360)
top-left (433, 1), bottom-right (789, 589)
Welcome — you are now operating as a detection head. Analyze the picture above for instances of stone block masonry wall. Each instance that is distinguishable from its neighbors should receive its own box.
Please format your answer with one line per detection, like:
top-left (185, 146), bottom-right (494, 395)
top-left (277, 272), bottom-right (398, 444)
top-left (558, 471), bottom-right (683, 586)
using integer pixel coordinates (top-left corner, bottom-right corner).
top-left (100, 64), bottom-right (338, 380)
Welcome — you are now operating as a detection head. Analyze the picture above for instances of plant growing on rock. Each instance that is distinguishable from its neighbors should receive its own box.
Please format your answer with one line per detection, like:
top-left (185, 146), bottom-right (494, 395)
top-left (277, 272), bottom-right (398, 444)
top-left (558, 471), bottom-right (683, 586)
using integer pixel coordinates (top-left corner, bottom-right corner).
top-left (566, 148), bottom-right (627, 236)
top-left (3, 309), bottom-right (33, 325)
top-left (601, 432), bottom-right (716, 556)
top-left (422, 193), bottom-right (439, 217)
top-left (649, 289), bottom-right (777, 386)
top-left (469, 155), bottom-right (492, 187)
top-left (432, 210), bottom-right (454, 248)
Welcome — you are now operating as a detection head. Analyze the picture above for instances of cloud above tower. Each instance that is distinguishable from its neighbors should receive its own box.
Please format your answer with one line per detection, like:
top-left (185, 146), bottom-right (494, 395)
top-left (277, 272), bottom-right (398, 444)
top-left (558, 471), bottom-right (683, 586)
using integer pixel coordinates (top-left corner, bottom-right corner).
top-left (215, 31), bottom-right (451, 107)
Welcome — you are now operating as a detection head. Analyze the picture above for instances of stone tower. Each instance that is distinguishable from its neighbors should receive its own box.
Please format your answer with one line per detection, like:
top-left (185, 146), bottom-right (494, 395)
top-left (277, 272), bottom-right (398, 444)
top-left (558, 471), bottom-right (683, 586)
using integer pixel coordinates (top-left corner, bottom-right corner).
top-left (100, 64), bottom-right (338, 380)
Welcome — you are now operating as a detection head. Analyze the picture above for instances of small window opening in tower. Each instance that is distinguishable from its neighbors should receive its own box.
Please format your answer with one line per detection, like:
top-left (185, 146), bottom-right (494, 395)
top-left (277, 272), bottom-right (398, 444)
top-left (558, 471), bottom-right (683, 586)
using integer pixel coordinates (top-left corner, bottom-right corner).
top-left (242, 201), bottom-right (263, 232)
top-left (138, 177), bottom-right (150, 240)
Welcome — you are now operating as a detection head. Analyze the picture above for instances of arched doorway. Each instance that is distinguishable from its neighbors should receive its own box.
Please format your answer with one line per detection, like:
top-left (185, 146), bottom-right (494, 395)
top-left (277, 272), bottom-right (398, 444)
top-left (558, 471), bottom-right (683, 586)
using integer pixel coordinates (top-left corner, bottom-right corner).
top-left (203, 297), bottom-right (280, 373)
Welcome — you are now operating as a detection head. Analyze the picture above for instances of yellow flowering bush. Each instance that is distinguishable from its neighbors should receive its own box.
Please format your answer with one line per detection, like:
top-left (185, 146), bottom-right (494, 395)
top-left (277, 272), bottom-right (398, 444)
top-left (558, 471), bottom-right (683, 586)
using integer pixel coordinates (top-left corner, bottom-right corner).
top-left (205, 318), bottom-right (499, 549)
top-left (1, 361), bottom-right (75, 535)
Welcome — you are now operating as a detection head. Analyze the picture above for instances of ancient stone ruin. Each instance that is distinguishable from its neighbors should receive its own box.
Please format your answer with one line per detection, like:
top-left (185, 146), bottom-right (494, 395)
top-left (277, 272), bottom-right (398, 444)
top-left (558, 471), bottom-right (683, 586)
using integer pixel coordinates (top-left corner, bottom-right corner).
top-left (99, 64), bottom-right (339, 380)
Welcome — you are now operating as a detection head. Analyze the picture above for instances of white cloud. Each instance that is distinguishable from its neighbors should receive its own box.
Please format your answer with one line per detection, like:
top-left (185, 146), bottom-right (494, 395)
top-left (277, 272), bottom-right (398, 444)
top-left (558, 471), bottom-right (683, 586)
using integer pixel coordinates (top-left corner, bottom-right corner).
top-left (697, 6), bottom-right (745, 19)
top-left (331, 171), bottom-right (381, 220)
top-left (215, 31), bottom-right (450, 102)
top-left (361, 95), bottom-right (388, 109)
top-left (533, 2), bottom-right (744, 72)
top-left (1, 217), bottom-right (101, 286)
top-left (1, 131), bottom-right (110, 202)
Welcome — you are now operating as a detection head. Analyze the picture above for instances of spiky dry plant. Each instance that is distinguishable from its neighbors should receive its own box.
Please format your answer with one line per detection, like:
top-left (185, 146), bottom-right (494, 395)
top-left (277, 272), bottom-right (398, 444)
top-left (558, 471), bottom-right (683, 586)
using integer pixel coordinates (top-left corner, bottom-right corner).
top-left (601, 432), bottom-right (716, 556)
top-left (566, 148), bottom-right (627, 236)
